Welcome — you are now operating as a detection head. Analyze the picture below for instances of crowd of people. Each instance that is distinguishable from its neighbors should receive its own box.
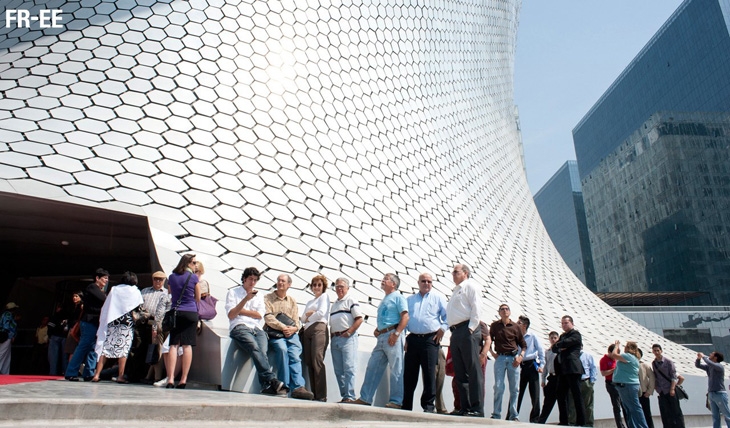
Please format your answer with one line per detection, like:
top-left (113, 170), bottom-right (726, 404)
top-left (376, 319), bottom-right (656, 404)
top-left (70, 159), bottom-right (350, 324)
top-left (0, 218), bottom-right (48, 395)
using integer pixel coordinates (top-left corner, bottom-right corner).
top-left (2, 257), bottom-right (730, 427)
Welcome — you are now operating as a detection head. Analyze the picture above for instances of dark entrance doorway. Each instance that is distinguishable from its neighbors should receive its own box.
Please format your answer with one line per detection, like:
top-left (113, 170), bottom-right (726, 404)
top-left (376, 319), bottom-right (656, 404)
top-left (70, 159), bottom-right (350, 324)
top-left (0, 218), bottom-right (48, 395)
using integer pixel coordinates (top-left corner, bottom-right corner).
top-left (0, 192), bottom-right (159, 374)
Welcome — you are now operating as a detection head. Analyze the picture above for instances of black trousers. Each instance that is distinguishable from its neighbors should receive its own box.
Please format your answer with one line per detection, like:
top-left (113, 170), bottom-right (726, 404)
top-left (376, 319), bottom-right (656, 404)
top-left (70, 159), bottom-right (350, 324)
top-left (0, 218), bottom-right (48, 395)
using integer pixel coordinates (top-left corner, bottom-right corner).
top-left (403, 333), bottom-right (439, 411)
top-left (517, 360), bottom-right (541, 422)
top-left (557, 373), bottom-right (584, 426)
top-left (451, 324), bottom-right (484, 414)
top-left (658, 392), bottom-right (685, 428)
top-left (606, 380), bottom-right (628, 428)
top-left (538, 374), bottom-right (557, 423)
top-left (639, 395), bottom-right (655, 428)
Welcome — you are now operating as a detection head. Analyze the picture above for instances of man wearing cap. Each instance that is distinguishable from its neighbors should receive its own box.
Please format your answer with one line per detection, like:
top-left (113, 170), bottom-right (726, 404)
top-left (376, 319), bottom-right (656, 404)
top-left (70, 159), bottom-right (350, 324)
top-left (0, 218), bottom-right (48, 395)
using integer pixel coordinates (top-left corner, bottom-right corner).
top-left (446, 263), bottom-right (484, 417)
top-left (353, 273), bottom-right (409, 408)
top-left (0, 302), bottom-right (21, 374)
top-left (139, 271), bottom-right (172, 382)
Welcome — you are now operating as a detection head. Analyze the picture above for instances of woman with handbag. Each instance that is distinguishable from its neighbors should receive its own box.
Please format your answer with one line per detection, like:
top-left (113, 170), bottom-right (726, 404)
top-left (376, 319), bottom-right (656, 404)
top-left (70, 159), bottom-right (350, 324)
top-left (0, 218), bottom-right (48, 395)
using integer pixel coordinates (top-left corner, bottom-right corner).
top-left (300, 274), bottom-right (331, 401)
top-left (165, 253), bottom-right (200, 389)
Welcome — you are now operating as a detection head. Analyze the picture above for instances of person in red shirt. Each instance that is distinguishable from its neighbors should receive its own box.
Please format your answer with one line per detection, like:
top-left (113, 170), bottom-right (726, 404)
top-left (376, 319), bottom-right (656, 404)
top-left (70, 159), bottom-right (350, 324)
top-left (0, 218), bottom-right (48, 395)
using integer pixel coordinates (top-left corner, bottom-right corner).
top-left (600, 343), bottom-right (628, 428)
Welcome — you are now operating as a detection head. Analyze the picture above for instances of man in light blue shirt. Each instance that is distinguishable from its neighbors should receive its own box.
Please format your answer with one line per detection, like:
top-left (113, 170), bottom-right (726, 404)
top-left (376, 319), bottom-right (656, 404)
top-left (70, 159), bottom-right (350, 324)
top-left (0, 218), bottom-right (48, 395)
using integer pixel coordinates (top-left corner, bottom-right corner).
top-left (569, 349), bottom-right (598, 426)
top-left (516, 315), bottom-right (545, 423)
top-left (354, 273), bottom-right (409, 408)
top-left (402, 273), bottom-right (448, 413)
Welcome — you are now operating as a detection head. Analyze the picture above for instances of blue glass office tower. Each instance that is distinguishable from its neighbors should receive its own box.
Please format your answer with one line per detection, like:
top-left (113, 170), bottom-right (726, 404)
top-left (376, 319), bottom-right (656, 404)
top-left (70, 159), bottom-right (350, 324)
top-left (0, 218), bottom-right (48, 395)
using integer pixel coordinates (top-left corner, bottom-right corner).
top-left (574, 0), bottom-right (730, 180)
top-left (534, 161), bottom-right (595, 290)
top-left (573, 0), bottom-right (730, 304)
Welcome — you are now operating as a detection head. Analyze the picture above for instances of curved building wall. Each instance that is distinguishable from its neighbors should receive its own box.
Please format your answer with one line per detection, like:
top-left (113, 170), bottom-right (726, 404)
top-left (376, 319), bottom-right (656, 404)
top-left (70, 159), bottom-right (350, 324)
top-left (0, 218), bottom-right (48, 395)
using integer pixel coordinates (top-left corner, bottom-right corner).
top-left (0, 0), bottom-right (700, 372)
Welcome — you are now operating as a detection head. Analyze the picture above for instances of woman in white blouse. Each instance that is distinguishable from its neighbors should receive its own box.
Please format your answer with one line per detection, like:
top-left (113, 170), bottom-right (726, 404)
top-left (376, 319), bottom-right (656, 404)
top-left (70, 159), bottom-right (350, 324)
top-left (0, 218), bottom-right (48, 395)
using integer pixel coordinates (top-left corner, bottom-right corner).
top-left (300, 274), bottom-right (331, 401)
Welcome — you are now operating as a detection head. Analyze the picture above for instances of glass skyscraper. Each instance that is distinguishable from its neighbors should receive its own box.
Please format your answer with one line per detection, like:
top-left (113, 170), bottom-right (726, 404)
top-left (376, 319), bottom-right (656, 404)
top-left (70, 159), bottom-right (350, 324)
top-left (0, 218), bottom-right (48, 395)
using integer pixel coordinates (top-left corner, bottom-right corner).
top-left (534, 161), bottom-right (595, 290)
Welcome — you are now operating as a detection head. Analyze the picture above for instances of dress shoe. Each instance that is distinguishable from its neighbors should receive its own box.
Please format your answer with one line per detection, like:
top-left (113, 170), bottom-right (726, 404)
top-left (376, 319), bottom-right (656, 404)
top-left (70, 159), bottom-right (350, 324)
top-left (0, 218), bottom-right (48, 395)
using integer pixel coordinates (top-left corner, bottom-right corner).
top-left (449, 409), bottom-right (464, 416)
top-left (291, 386), bottom-right (314, 400)
top-left (384, 402), bottom-right (402, 409)
top-left (83, 376), bottom-right (94, 382)
top-left (437, 409), bottom-right (449, 414)
top-left (339, 398), bottom-right (356, 403)
top-left (65, 376), bottom-right (79, 382)
top-left (261, 379), bottom-right (286, 396)
top-left (465, 411), bottom-right (484, 417)
top-left (351, 398), bottom-right (371, 406)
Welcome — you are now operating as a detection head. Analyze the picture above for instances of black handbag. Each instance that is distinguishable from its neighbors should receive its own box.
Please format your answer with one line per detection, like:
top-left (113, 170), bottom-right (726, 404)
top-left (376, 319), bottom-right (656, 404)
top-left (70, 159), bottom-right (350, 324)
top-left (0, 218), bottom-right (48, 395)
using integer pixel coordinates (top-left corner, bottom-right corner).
top-left (264, 312), bottom-right (296, 339)
top-left (162, 273), bottom-right (193, 333)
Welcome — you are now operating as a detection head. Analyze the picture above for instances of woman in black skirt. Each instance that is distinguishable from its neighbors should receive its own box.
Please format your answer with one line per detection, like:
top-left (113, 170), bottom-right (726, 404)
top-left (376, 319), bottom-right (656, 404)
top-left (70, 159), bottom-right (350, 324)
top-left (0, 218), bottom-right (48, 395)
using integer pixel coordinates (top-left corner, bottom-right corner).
top-left (165, 254), bottom-right (200, 389)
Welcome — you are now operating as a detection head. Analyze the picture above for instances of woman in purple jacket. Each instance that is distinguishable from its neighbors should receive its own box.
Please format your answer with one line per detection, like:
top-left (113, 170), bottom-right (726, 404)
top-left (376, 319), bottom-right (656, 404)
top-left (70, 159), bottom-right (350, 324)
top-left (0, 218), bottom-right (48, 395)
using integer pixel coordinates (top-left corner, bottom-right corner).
top-left (165, 253), bottom-right (199, 389)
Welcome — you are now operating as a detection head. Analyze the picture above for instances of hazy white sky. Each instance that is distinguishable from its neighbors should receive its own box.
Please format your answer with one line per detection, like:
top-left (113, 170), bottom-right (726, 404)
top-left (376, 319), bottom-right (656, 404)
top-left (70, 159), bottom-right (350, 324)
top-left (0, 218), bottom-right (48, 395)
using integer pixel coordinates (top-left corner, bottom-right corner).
top-left (514, 0), bottom-right (685, 194)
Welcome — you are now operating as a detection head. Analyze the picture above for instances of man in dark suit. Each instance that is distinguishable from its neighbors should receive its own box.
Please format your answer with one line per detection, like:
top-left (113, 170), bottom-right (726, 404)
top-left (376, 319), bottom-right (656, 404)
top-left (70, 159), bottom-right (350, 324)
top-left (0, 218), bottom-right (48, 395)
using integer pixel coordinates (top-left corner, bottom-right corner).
top-left (553, 315), bottom-right (585, 426)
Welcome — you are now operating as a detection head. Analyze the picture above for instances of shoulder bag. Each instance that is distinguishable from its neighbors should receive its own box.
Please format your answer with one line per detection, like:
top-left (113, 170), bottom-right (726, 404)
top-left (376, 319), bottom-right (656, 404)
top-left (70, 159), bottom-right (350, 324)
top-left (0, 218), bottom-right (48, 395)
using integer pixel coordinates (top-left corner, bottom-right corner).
top-left (197, 294), bottom-right (218, 321)
top-left (653, 360), bottom-right (688, 400)
top-left (162, 273), bottom-right (192, 333)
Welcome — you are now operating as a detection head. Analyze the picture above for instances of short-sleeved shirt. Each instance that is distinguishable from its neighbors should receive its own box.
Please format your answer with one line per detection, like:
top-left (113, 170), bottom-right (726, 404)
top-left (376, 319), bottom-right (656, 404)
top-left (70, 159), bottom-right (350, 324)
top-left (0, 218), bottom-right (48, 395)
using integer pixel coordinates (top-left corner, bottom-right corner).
top-left (225, 287), bottom-right (265, 332)
top-left (330, 292), bottom-right (363, 333)
top-left (613, 352), bottom-right (640, 384)
top-left (377, 291), bottom-right (408, 331)
top-left (600, 354), bottom-right (617, 381)
top-left (168, 271), bottom-right (198, 312)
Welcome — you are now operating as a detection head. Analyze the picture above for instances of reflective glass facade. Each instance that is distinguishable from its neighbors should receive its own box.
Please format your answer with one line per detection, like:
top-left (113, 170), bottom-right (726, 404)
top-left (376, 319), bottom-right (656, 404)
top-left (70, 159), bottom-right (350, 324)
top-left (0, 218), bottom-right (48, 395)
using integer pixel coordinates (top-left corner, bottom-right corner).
top-left (618, 306), bottom-right (730, 358)
top-left (573, 0), bottom-right (730, 180)
top-left (583, 112), bottom-right (730, 304)
top-left (534, 161), bottom-right (595, 290)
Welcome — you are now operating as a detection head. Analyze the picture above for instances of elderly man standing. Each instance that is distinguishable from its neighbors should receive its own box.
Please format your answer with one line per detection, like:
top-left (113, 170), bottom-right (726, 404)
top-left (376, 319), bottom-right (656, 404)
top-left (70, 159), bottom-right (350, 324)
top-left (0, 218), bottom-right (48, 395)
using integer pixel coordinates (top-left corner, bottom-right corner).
top-left (403, 273), bottom-right (448, 413)
top-left (446, 263), bottom-right (484, 417)
top-left (139, 271), bottom-right (171, 383)
top-left (265, 274), bottom-right (314, 400)
top-left (489, 304), bottom-right (527, 421)
top-left (353, 273), bottom-right (409, 408)
top-left (329, 277), bottom-right (364, 403)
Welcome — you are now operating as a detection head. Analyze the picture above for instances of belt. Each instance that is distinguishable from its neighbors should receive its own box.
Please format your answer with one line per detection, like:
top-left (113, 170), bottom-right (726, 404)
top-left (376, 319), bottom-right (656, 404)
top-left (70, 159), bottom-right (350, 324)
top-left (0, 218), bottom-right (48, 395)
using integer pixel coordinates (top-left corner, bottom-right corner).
top-left (497, 350), bottom-right (518, 356)
top-left (520, 359), bottom-right (536, 366)
top-left (409, 331), bottom-right (438, 338)
top-left (377, 325), bottom-right (398, 335)
top-left (331, 330), bottom-right (350, 337)
top-left (614, 382), bottom-right (626, 387)
top-left (449, 321), bottom-right (468, 332)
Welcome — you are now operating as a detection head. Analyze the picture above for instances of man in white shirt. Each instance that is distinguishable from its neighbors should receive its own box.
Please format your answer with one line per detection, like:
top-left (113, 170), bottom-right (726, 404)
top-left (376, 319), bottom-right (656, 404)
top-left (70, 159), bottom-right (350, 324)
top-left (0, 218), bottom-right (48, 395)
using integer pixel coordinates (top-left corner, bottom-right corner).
top-left (446, 263), bottom-right (483, 417)
top-left (225, 267), bottom-right (285, 396)
top-left (329, 277), bottom-right (363, 403)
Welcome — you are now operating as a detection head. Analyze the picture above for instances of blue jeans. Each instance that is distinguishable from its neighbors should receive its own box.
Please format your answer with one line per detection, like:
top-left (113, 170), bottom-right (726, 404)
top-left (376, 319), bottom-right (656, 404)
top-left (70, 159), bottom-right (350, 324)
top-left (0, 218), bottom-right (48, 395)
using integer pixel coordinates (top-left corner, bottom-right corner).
top-left (359, 332), bottom-right (405, 405)
top-left (229, 325), bottom-right (276, 388)
top-left (331, 333), bottom-right (358, 400)
top-left (269, 333), bottom-right (306, 391)
top-left (616, 383), bottom-right (648, 428)
top-left (48, 335), bottom-right (67, 375)
top-left (492, 354), bottom-right (520, 419)
top-left (708, 391), bottom-right (730, 428)
top-left (66, 321), bottom-right (98, 378)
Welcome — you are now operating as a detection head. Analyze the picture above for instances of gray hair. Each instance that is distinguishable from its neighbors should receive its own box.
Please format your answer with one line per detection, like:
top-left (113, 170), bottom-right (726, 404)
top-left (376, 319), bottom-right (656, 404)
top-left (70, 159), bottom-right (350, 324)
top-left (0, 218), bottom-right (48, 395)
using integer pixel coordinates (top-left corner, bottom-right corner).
top-left (385, 273), bottom-right (401, 289)
top-left (460, 264), bottom-right (472, 277)
top-left (335, 277), bottom-right (350, 288)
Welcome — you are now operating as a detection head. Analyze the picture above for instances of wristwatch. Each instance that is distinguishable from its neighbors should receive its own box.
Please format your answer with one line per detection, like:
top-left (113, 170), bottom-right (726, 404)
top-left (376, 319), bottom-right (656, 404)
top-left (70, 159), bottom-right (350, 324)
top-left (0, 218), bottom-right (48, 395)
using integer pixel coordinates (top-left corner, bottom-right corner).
top-left (393, 330), bottom-right (400, 336)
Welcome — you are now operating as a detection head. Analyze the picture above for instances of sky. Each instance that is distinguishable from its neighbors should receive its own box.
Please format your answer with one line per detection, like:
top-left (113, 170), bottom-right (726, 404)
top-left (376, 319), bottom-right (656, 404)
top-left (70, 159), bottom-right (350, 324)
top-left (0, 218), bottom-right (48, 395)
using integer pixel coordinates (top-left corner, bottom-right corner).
top-left (514, 0), bottom-right (685, 194)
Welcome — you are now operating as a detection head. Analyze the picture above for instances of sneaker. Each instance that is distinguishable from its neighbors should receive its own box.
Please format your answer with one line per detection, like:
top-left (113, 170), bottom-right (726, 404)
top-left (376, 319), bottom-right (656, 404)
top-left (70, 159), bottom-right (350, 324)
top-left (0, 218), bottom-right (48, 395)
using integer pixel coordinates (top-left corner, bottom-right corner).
top-left (153, 377), bottom-right (168, 387)
top-left (291, 387), bottom-right (314, 400)
top-left (261, 380), bottom-right (287, 396)
top-left (384, 402), bottom-right (402, 409)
